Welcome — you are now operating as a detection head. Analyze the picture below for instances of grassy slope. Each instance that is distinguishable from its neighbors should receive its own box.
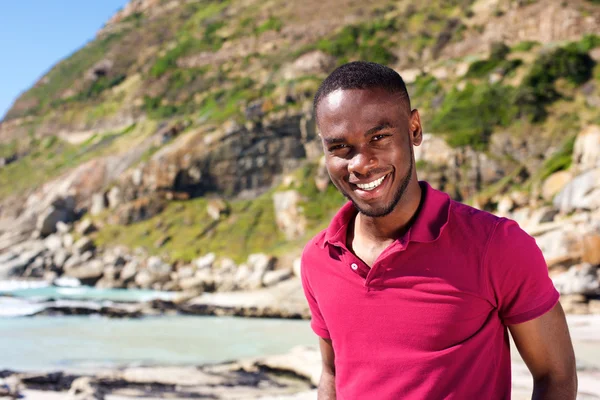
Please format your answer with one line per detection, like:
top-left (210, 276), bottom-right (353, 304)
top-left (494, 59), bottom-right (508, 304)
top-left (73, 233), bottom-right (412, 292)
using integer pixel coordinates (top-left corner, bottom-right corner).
top-left (1, 0), bottom-right (599, 262)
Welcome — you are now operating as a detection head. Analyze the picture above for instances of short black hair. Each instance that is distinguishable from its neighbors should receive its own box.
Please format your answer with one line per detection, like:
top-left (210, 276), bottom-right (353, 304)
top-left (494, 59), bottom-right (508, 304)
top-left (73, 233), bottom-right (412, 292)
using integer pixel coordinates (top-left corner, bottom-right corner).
top-left (313, 61), bottom-right (411, 119)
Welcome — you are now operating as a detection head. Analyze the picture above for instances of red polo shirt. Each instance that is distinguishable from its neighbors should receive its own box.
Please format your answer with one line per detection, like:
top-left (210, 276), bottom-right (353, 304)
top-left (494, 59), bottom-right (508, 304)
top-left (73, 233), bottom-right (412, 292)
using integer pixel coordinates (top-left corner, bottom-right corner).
top-left (301, 181), bottom-right (559, 399)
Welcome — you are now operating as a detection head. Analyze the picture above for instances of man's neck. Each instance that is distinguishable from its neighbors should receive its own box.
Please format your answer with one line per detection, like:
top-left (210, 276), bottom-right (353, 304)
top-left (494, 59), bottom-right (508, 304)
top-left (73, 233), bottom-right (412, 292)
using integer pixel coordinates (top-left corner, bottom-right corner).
top-left (355, 182), bottom-right (424, 243)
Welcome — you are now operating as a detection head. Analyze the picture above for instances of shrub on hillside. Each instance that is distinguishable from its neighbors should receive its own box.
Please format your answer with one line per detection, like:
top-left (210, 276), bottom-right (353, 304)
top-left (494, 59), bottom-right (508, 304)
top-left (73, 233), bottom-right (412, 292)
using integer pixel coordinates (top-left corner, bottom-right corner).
top-left (429, 83), bottom-right (518, 149)
top-left (516, 45), bottom-right (596, 121)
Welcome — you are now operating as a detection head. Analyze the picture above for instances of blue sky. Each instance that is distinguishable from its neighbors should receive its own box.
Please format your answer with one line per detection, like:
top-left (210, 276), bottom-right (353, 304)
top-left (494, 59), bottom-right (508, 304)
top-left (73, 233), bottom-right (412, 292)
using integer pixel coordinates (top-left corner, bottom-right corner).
top-left (0, 1), bottom-right (129, 121)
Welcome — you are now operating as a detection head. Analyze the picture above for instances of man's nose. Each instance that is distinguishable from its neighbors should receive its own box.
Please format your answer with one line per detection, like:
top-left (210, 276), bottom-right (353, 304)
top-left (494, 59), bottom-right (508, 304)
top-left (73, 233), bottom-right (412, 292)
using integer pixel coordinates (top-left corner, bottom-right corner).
top-left (348, 148), bottom-right (377, 176)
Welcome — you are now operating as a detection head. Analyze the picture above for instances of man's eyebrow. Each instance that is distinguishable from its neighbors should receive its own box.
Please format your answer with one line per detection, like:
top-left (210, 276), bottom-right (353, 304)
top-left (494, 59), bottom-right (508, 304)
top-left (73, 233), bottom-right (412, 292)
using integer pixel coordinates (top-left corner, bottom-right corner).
top-left (364, 122), bottom-right (393, 137)
top-left (323, 137), bottom-right (346, 145)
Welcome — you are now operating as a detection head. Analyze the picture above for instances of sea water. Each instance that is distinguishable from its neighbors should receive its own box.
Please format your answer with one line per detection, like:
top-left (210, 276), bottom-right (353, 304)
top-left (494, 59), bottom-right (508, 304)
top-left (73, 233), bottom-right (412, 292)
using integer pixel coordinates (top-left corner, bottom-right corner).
top-left (0, 315), bottom-right (316, 372)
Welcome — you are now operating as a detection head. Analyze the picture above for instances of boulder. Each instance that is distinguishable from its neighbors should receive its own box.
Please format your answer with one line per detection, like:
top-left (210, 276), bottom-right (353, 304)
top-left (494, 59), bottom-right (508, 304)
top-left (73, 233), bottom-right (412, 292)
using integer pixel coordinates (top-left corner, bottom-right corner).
top-left (206, 198), bottom-right (229, 221)
top-left (263, 269), bottom-right (293, 286)
top-left (553, 169), bottom-right (600, 213)
top-left (134, 270), bottom-right (154, 288)
top-left (73, 237), bottom-right (95, 254)
top-left (413, 134), bottom-right (455, 166)
top-left (107, 186), bottom-right (122, 209)
top-left (282, 50), bottom-right (336, 80)
top-left (146, 256), bottom-right (172, 282)
top-left (76, 219), bottom-right (96, 235)
top-left (120, 260), bottom-right (140, 284)
top-left (53, 249), bottom-right (70, 270)
top-left (552, 263), bottom-right (599, 296)
top-left (56, 221), bottom-right (72, 234)
top-left (293, 258), bottom-right (302, 278)
top-left (273, 190), bottom-right (306, 240)
top-left (314, 156), bottom-right (330, 192)
top-left (90, 193), bottom-right (106, 216)
top-left (542, 171), bottom-right (573, 201)
top-left (43, 234), bottom-right (64, 252)
top-left (64, 260), bottom-right (104, 285)
top-left (36, 206), bottom-right (72, 236)
top-left (535, 227), bottom-right (582, 267)
top-left (582, 232), bottom-right (600, 265)
top-left (194, 253), bottom-right (216, 270)
top-left (573, 125), bottom-right (600, 171)
top-left (63, 233), bottom-right (74, 248)
top-left (243, 254), bottom-right (276, 290)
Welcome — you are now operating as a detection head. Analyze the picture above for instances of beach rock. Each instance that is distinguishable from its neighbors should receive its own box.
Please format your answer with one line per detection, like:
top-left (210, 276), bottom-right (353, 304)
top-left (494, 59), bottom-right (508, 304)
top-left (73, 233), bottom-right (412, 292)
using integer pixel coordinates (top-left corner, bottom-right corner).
top-left (44, 234), bottom-right (64, 252)
top-left (293, 258), bottom-right (302, 278)
top-left (542, 170), bottom-right (572, 201)
top-left (554, 169), bottom-right (600, 213)
top-left (134, 270), bottom-right (154, 288)
top-left (573, 125), bottom-right (600, 171)
top-left (67, 376), bottom-right (99, 400)
top-left (206, 198), bottom-right (229, 220)
top-left (63, 233), bottom-right (74, 249)
top-left (53, 250), bottom-right (70, 270)
top-left (583, 232), bottom-right (600, 265)
top-left (0, 245), bottom-right (45, 278)
top-left (56, 221), bottom-right (72, 234)
top-left (36, 206), bottom-right (72, 236)
top-left (246, 254), bottom-right (276, 290)
top-left (80, 251), bottom-right (94, 263)
top-left (552, 263), bottom-right (599, 296)
top-left (63, 253), bottom-right (82, 270)
top-left (414, 134), bottom-right (455, 166)
top-left (73, 237), bottom-right (95, 254)
top-left (314, 156), bottom-right (330, 192)
top-left (263, 269), bottom-right (293, 286)
top-left (534, 227), bottom-right (582, 267)
top-left (282, 50), bottom-right (336, 80)
top-left (273, 190), bottom-right (306, 240)
top-left (107, 186), bottom-right (122, 209)
top-left (119, 260), bottom-right (139, 284)
top-left (90, 193), bottom-right (106, 216)
top-left (147, 256), bottom-right (172, 280)
top-left (176, 265), bottom-right (195, 280)
top-left (76, 219), bottom-right (96, 235)
top-left (194, 253), bottom-right (216, 270)
top-left (64, 260), bottom-right (104, 285)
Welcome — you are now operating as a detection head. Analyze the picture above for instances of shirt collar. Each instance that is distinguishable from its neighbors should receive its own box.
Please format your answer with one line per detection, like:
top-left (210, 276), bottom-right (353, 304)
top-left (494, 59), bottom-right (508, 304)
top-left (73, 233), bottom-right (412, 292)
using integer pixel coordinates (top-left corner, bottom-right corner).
top-left (320, 181), bottom-right (451, 249)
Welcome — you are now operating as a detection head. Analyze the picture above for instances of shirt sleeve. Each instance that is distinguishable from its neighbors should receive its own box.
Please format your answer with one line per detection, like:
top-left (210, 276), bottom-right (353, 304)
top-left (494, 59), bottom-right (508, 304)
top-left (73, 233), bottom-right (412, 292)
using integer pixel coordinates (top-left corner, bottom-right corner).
top-left (485, 218), bottom-right (560, 326)
top-left (300, 248), bottom-right (331, 339)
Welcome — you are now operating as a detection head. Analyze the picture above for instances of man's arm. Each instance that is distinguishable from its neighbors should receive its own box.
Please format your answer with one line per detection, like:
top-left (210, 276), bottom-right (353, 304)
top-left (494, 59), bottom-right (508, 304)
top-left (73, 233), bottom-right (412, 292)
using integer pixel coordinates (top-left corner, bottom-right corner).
top-left (318, 337), bottom-right (336, 400)
top-left (508, 302), bottom-right (577, 400)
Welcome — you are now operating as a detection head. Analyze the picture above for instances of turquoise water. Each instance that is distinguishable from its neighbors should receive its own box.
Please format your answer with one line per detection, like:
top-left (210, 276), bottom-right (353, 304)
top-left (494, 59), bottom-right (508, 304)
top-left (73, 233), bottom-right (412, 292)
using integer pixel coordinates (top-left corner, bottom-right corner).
top-left (0, 285), bottom-right (175, 302)
top-left (0, 315), bottom-right (316, 372)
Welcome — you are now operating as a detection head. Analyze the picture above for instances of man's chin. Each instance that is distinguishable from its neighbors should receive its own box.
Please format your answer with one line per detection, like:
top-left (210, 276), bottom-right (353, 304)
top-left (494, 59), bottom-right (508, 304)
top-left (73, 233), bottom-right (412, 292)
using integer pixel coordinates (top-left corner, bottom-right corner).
top-left (351, 199), bottom-right (397, 218)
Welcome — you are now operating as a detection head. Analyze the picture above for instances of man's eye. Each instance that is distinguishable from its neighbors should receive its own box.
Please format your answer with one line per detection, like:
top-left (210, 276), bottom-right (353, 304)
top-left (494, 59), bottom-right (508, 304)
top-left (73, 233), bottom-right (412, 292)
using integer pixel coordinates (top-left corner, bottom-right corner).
top-left (329, 144), bottom-right (347, 151)
top-left (372, 134), bottom-right (388, 141)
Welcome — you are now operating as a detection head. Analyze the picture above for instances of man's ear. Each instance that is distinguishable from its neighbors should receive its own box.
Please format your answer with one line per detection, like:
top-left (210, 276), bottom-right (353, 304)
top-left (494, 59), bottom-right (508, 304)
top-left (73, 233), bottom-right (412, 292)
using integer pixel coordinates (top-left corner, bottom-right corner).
top-left (409, 109), bottom-right (423, 146)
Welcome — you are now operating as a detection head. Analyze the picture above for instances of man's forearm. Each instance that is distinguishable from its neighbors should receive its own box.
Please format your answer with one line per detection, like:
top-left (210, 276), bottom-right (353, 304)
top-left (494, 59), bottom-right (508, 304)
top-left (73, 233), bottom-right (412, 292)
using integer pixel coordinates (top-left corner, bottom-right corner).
top-left (317, 371), bottom-right (336, 400)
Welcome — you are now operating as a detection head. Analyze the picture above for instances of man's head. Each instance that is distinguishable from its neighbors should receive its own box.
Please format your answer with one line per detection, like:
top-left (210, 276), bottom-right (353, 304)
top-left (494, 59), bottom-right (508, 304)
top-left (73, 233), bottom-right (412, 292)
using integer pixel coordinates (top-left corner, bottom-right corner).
top-left (314, 61), bottom-right (423, 218)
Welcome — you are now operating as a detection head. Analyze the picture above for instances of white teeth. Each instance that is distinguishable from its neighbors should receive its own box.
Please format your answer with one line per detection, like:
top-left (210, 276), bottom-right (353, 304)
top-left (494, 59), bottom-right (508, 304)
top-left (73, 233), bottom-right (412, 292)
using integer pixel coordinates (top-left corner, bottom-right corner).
top-left (356, 175), bottom-right (386, 191)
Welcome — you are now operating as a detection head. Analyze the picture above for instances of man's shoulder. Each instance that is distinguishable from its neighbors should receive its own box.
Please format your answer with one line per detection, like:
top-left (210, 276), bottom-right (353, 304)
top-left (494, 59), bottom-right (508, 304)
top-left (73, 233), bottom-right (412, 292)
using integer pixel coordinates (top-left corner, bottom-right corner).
top-left (302, 229), bottom-right (328, 257)
top-left (449, 198), bottom-right (503, 226)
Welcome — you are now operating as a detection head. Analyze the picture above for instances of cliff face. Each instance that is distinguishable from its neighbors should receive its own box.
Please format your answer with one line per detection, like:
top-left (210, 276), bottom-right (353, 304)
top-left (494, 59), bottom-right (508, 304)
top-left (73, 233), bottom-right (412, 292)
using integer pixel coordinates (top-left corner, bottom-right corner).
top-left (0, 0), bottom-right (599, 266)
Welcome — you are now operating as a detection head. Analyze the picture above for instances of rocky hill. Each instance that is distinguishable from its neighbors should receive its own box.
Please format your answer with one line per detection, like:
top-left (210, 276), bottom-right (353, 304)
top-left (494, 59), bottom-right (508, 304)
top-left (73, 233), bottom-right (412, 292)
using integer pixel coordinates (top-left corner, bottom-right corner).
top-left (0, 0), bottom-right (599, 312)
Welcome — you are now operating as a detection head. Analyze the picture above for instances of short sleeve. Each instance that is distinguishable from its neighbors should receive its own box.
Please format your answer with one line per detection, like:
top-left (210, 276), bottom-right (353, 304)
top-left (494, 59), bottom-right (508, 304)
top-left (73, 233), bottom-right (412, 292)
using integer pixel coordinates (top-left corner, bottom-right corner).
top-left (485, 219), bottom-right (560, 325)
top-left (300, 248), bottom-right (331, 339)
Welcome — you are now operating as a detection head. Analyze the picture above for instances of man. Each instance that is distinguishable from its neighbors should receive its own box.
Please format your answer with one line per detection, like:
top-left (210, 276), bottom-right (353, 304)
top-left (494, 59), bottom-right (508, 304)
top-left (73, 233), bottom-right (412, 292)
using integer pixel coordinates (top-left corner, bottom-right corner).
top-left (300, 61), bottom-right (577, 399)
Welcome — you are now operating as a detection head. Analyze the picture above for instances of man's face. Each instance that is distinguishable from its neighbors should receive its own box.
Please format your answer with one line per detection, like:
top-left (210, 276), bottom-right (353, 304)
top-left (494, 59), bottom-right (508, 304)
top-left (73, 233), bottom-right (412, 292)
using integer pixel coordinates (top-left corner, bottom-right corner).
top-left (316, 88), bottom-right (422, 218)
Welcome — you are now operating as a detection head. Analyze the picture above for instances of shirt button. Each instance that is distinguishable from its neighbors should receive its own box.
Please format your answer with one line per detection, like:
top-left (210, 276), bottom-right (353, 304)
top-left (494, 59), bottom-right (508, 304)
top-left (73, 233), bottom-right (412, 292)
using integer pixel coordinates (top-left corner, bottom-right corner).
top-left (351, 263), bottom-right (358, 271)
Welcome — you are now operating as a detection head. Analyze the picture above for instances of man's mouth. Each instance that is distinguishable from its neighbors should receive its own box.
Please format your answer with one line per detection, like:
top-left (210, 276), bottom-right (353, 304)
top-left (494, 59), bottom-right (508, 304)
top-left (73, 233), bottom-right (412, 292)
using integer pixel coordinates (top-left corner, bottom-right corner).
top-left (353, 174), bottom-right (389, 191)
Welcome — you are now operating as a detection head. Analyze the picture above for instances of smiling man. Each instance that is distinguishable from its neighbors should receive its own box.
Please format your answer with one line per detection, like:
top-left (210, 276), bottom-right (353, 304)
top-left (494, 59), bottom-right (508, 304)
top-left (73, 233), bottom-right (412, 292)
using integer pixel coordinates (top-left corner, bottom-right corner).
top-left (300, 61), bottom-right (577, 399)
